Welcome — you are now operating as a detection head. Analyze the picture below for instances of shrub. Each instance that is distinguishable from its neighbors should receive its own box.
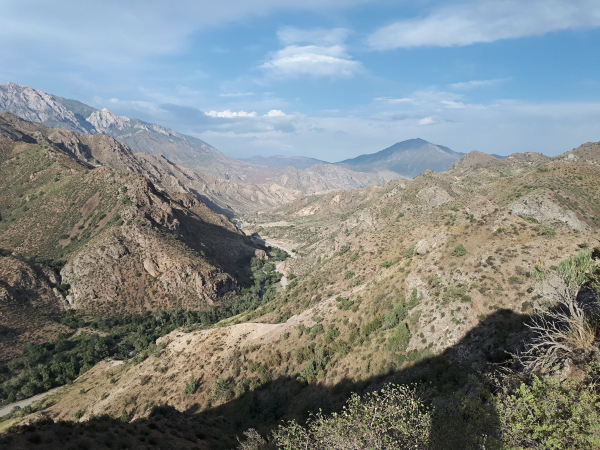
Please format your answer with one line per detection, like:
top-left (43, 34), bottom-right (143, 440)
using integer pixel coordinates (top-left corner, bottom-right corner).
top-left (404, 244), bottom-right (416, 258)
top-left (274, 384), bottom-right (430, 449)
top-left (214, 378), bottom-right (233, 400)
top-left (496, 376), bottom-right (600, 449)
top-left (310, 324), bottom-right (324, 334)
top-left (336, 297), bottom-right (354, 310)
top-left (344, 270), bottom-right (354, 279)
top-left (539, 227), bottom-right (556, 237)
top-left (184, 374), bottom-right (198, 395)
top-left (383, 304), bottom-right (408, 329)
top-left (362, 318), bottom-right (382, 336)
top-left (325, 327), bottom-right (340, 343)
top-left (452, 244), bottom-right (467, 257)
top-left (329, 340), bottom-right (350, 356)
top-left (442, 285), bottom-right (467, 304)
top-left (387, 322), bottom-right (410, 352)
top-left (74, 410), bottom-right (85, 419)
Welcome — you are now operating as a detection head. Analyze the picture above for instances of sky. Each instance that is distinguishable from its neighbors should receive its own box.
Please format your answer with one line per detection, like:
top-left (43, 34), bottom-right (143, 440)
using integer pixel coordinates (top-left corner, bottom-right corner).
top-left (1, 0), bottom-right (600, 160)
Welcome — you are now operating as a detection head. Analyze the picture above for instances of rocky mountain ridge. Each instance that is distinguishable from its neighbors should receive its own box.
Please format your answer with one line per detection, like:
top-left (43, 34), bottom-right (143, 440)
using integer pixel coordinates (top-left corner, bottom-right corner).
top-left (0, 83), bottom-right (400, 196)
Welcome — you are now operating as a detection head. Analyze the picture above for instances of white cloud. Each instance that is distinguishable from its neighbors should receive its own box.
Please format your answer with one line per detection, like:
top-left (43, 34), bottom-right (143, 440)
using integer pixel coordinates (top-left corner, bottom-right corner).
top-left (440, 100), bottom-right (466, 109)
top-left (265, 110), bottom-right (286, 116)
top-left (368, 0), bottom-right (600, 50)
top-left (219, 92), bottom-right (255, 97)
top-left (449, 78), bottom-right (510, 89)
top-left (418, 116), bottom-right (438, 126)
top-left (206, 110), bottom-right (257, 118)
top-left (261, 44), bottom-right (362, 78)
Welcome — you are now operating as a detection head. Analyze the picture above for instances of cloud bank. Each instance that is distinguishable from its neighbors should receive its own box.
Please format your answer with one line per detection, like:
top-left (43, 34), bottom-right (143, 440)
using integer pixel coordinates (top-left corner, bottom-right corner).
top-left (369, 0), bottom-right (600, 50)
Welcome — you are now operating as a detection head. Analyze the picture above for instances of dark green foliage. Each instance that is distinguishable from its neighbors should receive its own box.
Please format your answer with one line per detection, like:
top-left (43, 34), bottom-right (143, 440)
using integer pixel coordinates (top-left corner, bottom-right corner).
top-left (539, 227), bottom-right (556, 237)
top-left (336, 296), bottom-right (354, 310)
top-left (214, 378), bottom-right (233, 400)
top-left (325, 327), bottom-right (340, 343)
top-left (522, 216), bottom-right (540, 224)
top-left (310, 324), bottom-right (324, 334)
top-left (362, 318), bottom-right (382, 336)
top-left (383, 304), bottom-right (408, 329)
top-left (387, 322), bottom-right (410, 352)
top-left (452, 244), bottom-right (467, 257)
top-left (381, 258), bottom-right (401, 268)
top-left (343, 270), bottom-right (354, 279)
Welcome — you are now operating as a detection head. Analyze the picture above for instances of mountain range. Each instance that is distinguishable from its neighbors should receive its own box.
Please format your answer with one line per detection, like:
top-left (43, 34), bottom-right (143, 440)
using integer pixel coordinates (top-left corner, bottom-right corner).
top-left (0, 82), bottom-right (476, 186)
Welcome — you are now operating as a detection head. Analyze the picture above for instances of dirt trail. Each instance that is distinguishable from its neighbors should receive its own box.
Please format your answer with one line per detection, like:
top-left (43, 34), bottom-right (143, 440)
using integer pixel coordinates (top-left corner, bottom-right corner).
top-left (0, 386), bottom-right (63, 419)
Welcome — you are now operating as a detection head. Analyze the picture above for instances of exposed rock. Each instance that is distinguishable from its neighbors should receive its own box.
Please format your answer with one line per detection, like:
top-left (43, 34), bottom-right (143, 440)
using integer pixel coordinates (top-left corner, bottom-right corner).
top-left (254, 249), bottom-right (268, 260)
top-left (417, 186), bottom-right (452, 206)
top-left (465, 197), bottom-right (498, 220)
top-left (415, 232), bottom-right (449, 255)
top-left (508, 194), bottom-right (587, 230)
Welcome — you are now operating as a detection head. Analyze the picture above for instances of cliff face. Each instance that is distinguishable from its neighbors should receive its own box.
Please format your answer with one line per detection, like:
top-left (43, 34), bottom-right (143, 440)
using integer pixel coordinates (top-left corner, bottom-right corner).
top-left (0, 118), bottom-right (256, 318)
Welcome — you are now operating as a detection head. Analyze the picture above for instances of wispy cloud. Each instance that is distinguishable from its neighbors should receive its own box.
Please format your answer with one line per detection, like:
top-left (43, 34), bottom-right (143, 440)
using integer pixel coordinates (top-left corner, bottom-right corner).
top-left (206, 110), bottom-right (257, 118)
top-left (368, 0), bottom-right (600, 50)
top-left (219, 92), bottom-right (255, 97)
top-left (449, 78), bottom-right (510, 89)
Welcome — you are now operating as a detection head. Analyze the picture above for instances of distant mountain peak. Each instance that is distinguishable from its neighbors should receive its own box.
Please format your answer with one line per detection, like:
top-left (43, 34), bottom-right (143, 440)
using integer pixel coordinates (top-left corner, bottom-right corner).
top-left (337, 138), bottom-right (463, 177)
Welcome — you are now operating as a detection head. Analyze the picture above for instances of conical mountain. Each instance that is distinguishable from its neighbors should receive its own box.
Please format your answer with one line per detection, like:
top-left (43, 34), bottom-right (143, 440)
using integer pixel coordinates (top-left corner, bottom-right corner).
top-left (337, 138), bottom-right (463, 177)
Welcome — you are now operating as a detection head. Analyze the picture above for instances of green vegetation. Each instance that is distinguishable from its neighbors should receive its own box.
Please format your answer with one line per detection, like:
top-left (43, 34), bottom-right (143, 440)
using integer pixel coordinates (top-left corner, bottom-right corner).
top-left (451, 243), bottom-right (468, 257)
top-left (184, 374), bottom-right (198, 395)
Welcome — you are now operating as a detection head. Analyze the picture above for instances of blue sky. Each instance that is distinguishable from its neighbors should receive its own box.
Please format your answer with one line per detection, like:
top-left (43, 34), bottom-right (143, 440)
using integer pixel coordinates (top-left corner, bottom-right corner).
top-left (1, 0), bottom-right (600, 160)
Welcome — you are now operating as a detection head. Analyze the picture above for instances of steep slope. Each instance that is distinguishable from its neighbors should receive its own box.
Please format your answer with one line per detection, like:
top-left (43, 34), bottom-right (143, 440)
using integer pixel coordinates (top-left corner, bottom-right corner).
top-left (338, 138), bottom-right (463, 177)
top-left (240, 155), bottom-right (329, 170)
top-left (0, 127), bottom-right (258, 318)
top-left (0, 113), bottom-right (305, 216)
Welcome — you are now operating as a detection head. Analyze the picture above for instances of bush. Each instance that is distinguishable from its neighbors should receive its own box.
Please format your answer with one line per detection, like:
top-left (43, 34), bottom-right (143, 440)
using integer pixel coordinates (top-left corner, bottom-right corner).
top-left (310, 324), bottom-right (324, 334)
top-left (274, 384), bottom-right (430, 449)
top-left (344, 270), bottom-right (354, 280)
top-left (325, 327), bottom-right (340, 343)
top-left (496, 376), bottom-right (600, 449)
top-left (383, 304), bottom-right (408, 329)
top-left (214, 378), bottom-right (233, 400)
top-left (387, 322), bottom-right (410, 352)
top-left (362, 318), bottom-right (382, 336)
top-left (404, 244), bottom-right (416, 258)
top-left (184, 374), bottom-right (198, 395)
top-left (336, 297), bottom-right (354, 310)
top-left (452, 244), bottom-right (467, 257)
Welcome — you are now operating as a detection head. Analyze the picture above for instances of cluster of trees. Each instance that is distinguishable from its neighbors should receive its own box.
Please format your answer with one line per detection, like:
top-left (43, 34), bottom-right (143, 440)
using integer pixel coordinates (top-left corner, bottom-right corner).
top-left (0, 255), bottom-right (286, 406)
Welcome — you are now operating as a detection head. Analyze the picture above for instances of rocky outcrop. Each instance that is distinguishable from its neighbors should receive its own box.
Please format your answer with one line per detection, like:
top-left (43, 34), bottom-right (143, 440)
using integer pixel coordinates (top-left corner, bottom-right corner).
top-left (508, 194), bottom-right (587, 230)
top-left (0, 258), bottom-right (67, 360)
top-left (417, 185), bottom-right (452, 206)
top-left (0, 82), bottom-right (94, 134)
top-left (465, 197), bottom-right (498, 220)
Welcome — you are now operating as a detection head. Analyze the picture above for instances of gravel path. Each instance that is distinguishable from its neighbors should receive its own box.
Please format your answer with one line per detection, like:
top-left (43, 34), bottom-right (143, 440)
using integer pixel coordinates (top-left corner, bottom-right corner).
top-left (0, 386), bottom-right (63, 419)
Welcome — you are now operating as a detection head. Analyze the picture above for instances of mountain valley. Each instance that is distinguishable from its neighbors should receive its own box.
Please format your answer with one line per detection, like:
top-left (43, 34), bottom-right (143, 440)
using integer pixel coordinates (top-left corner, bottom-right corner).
top-left (0, 107), bottom-right (598, 449)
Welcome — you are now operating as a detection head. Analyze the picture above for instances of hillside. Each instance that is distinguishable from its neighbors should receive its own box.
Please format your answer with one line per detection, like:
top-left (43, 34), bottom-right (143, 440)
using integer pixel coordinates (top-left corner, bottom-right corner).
top-left (338, 138), bottom-right (464, 177)
top-left (1, 135), bottom-right (598, 448)
top-left (0, 122), bottom-right (276, 363)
